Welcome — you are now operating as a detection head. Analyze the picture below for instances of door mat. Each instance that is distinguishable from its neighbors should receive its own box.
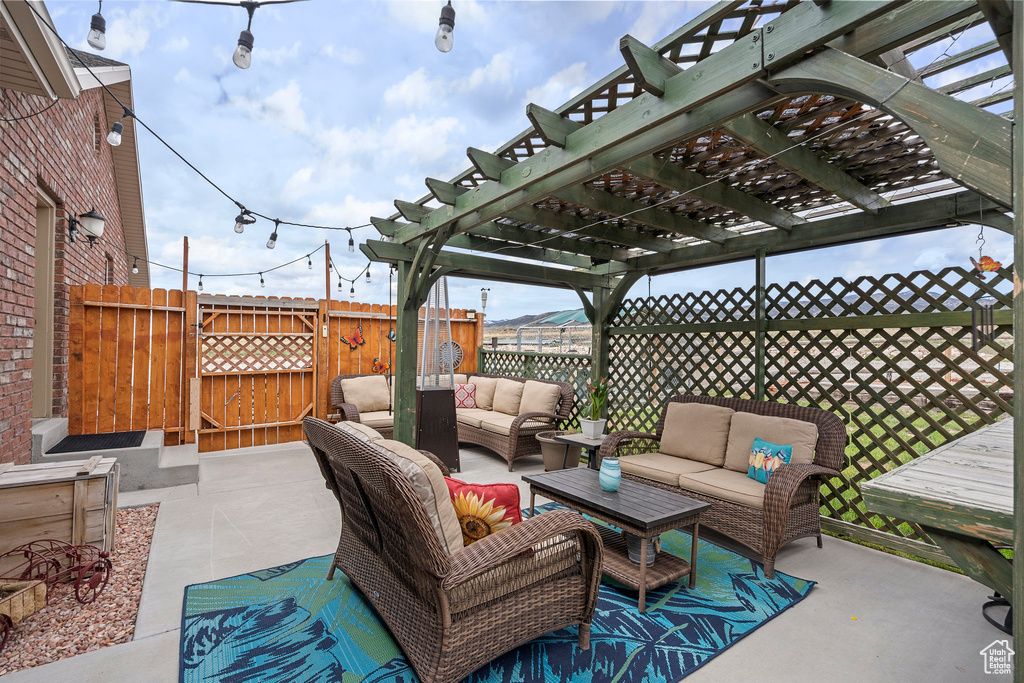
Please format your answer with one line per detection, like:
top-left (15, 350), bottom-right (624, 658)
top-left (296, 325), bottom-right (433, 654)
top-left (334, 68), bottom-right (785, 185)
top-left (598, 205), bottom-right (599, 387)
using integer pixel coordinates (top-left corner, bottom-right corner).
top-left (47, 431), bottom-right (146, 454)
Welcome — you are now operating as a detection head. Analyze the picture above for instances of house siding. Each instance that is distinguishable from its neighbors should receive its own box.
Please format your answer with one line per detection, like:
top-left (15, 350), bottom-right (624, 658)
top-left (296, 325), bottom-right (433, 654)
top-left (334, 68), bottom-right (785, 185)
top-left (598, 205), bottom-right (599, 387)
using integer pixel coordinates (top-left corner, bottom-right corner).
top-left (0, 87), bottom-right (130, 464)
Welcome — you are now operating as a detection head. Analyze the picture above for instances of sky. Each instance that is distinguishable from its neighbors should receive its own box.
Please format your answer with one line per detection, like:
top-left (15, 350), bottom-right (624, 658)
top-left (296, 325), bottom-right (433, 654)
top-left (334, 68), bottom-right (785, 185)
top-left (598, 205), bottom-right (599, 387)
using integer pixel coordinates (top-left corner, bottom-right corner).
top-left (46, 0), bottom-right (1014, 321)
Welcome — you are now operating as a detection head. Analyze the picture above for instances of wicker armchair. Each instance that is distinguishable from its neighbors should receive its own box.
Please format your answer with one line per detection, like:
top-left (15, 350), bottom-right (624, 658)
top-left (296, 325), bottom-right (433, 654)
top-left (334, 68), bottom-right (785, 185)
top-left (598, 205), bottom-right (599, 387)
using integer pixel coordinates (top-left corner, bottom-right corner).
top-left (328, 374), bottom-right (395, 438)
top-left (600, 395), bottom-right (847, 578)
top-left (303, 417), bottom-right (603, 683)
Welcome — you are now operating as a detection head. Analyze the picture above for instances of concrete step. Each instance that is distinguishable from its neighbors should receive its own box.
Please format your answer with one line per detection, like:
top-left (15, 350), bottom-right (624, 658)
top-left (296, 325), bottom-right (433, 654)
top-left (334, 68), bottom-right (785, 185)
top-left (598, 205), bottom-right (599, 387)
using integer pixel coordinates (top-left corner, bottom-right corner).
top-left (31, 428), bottom-right (200, 492)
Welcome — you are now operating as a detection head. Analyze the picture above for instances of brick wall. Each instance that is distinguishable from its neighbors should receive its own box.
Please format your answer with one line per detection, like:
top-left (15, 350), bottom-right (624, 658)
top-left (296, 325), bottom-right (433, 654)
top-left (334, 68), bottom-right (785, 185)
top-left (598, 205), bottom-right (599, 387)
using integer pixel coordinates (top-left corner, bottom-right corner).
top-left (1, 87), bottom-right (130, 464)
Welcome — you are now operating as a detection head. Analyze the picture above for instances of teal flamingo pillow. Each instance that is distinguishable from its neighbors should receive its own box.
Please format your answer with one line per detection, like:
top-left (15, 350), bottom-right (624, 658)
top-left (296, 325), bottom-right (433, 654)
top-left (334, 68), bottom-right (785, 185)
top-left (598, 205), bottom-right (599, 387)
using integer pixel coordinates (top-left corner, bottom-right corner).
top-left (747, 438), bottom-right (793, 484)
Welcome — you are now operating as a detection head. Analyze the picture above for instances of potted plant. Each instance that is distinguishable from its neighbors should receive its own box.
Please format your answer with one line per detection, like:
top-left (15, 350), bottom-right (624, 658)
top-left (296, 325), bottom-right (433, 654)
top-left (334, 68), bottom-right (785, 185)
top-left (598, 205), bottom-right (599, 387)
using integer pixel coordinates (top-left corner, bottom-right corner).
top-left (579, 376), bottom-right (609, 439)
top-left (535, 430), bottom-right (582, 470)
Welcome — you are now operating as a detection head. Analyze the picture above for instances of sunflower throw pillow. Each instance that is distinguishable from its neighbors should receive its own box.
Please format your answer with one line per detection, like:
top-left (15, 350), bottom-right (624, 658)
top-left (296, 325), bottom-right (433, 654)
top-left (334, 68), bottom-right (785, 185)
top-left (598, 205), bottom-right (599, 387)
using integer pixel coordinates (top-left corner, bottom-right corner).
top-left (747, 437), bottom-right (793, 484)
top-left (444, 478), bottom-right (522, 546)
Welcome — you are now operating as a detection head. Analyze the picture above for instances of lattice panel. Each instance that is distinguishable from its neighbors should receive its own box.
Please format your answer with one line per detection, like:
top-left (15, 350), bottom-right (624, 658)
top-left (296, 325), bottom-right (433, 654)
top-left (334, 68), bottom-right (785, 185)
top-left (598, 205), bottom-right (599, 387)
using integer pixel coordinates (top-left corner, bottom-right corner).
top-left (201, 335), bottom-right (314, 374)
top-left (766, 266), bottom-right (1013, 319)
top-left (480, 351), bottom-right (592, 428)
top-left (608, 330), bottom-right (757, 434)
top-left (614, 289), bottom-right (756, 327)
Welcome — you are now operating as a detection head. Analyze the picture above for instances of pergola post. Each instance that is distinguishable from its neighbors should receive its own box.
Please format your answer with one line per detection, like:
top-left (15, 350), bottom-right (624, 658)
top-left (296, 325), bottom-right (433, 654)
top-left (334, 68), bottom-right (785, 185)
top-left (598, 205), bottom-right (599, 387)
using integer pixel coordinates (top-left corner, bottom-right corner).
top-left (754, 249), bottom-right (767, 401)
top-left (590, 285), bottom-right (610, 417)
top-left (393, 260), bottom-right (421, 445)
top-left (1011, 2), bottom-right (1022, 676)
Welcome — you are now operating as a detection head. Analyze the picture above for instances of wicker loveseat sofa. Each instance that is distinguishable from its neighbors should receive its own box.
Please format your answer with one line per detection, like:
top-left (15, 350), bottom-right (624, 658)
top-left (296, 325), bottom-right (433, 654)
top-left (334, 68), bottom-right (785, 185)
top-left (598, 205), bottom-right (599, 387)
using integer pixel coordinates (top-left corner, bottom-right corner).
top-left (329, 373), bottom-right (573, 471)
top-left (302, 417), bottom-right (603, 683)
top-left (599, 394), bottom-right (846, 578)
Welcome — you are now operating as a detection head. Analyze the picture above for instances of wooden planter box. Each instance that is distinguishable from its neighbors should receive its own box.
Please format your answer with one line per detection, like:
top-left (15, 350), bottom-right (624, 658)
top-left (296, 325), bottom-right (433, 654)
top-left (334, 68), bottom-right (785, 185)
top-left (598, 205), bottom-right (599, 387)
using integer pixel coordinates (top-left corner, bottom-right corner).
top-left (0, 581), bottom-right (46, 625)
top-left (0, 458), bottom-right (119, 576)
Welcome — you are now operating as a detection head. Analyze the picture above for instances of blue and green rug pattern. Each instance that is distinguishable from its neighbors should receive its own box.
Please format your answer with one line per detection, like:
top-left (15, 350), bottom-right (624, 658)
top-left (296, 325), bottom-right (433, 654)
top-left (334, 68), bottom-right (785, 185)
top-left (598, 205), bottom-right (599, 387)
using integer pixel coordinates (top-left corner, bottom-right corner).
top-left (180, 504), bottom-right (814, 682)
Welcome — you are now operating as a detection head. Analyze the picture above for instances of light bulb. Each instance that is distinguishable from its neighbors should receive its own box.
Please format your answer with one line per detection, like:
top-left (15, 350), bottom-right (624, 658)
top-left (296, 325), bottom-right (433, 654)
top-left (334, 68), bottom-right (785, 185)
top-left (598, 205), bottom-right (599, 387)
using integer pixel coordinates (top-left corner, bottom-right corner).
top-left (87, 11), bottom-right (106, 51)
top-left (131, 258), bottom-right (139, 275)
top-left (233, 30), bottom-right (253, 69)
top-left (234, 212), bottom-right (247, 234)
top-left (365, 268), bottom-right (370, 283)
top-left (338, 278), bottom-right (343, 291)
top-left (350, 284), bottom-right (355, 299)
top-left (259, 273), bottom-right (265, 288)
top-left (266, 230), bottom-right (278, 249)
top-left (307, 256), bottom-right (313, 270)
top-left (106, 120), bottom-right (123, 146)
top-left (347, 232), bottom-right (355, 252)
top-left (198, 276), bottom-right (204, 292)
top-left (435, 1), bottom-right (455, 53)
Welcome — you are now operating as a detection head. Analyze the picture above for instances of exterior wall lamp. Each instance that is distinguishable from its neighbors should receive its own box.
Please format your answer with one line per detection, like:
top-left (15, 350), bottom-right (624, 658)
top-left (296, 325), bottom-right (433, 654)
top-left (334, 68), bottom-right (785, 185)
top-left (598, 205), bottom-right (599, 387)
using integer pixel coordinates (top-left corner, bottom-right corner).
top-left (68, 208), bottom-right (106, 247)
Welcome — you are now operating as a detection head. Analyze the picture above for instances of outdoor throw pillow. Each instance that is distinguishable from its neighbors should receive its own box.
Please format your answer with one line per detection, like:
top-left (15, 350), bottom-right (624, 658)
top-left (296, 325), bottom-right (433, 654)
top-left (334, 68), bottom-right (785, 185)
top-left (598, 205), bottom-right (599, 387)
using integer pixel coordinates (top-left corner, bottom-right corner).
top-left (454, 383), bottom-right (477, 409)
top-left (444, 477), bottom-right (522, 546)
top-left (747, 437), bottom-right (793, 484)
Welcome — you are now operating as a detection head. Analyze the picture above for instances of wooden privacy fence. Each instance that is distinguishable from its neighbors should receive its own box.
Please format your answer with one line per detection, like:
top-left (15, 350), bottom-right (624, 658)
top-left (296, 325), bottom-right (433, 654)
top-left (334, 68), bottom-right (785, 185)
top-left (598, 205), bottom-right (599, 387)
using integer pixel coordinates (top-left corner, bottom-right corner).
top-left (482, 265), bottom-right (1013, 558)
top-left (69, 286), bottom-right (483, 452)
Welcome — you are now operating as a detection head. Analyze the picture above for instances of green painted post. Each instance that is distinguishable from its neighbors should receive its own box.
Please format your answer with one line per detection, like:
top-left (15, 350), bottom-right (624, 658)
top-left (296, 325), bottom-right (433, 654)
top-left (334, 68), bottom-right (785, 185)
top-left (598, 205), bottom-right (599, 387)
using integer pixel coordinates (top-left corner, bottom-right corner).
top-left (590, 286), bottom-right (610, 417)
top-left (1011, 5), bottom-right (1023, 679)
top-left (393, 261), bottom-right (420, 446)
top-left (477, 346), bottom-right (485, 374)
top-left (754, 249), bottom-right (767, 401)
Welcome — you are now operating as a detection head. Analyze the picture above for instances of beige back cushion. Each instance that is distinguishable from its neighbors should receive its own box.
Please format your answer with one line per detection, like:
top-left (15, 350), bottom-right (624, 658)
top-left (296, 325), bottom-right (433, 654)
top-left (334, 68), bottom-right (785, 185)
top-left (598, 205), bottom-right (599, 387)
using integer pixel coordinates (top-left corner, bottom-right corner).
top-left (473, 376), bottom-right (499, 411)
top-left (519, 380), bottom-right (561, 416)
top-left (339, 421), bottom-right (385, 443)
top-left (373, 439), bottom-right (464, 554)
top-left (453, 374), bottom-right (469, 385)
top-left (341, 375), bottom-right (391, 413)
top-left (659, 402), bottom-right (734, 466)
top-left (492, 378), bottom-right (525, 415)
top-left (724, 412), bottom-right (819, 472)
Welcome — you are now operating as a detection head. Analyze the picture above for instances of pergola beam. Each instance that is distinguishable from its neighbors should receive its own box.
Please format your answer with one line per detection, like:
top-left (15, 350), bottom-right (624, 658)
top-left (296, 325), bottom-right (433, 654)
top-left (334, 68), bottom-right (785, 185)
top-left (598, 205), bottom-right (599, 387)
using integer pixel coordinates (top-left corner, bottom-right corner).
top-left (721, 113), bottom-right (891, 213)
top-left (392, 0), bottom-right (904, 246)
top-left (598, 190), bottom-right (1006, 275)
top-left (977, 0), bottom-right (1013, 64)
top-left (361, 240), bottom-right (611, 291)
top-left (505, 206), bottom-right (676, 253)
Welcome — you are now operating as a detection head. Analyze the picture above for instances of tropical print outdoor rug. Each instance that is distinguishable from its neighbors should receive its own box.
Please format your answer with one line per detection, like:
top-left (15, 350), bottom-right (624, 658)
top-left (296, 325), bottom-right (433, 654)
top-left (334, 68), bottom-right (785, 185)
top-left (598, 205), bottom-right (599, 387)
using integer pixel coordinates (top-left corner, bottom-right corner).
top-left (180, 503), bottom-right (814, 682)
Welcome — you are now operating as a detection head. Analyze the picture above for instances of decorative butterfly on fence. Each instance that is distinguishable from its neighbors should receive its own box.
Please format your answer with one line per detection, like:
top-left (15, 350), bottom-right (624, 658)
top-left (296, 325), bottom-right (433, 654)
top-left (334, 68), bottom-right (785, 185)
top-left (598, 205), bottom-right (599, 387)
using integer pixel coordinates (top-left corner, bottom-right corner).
top-left (970, 255), bottom-right (1002, 280)
top-left (372, 358), bottom-right (390, 374)
top-left (387, 327), bottom-right (396, 343)
top-left (341, 325), bottom-right (366, 350)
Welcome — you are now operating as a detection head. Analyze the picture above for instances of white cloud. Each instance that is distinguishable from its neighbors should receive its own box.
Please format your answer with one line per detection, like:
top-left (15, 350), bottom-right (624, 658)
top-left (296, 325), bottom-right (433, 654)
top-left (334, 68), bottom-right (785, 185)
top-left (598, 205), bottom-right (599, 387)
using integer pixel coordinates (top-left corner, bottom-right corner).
top-left (283, 167), bottom-right (316, 198)
top-left (94, 4), bottom-right (165, 59)
top-left (304, 196), bottom-right (396, 229)
top-left (385, 0), bottom-right (488, 32)
top-left (384, 68), bottom-right (440, 109)
top-left (164, 36), bottom-right (189, 52)
top-left (465, 51), bottom-right (513, 90)
top-left (259, 41), bottom-right (302, 66)
top-left (627, 2), bottom-right (683, 46)
top-left (522, 62), bottom-right (589, 109)
top-left (173, 67), bottom-right (191, 83)
top-left (230, 81), bottom-right (309, 136)
top-left (321, 44), bottom-right (365, 64)
top-left (382, 114), bottom-right (463, 165)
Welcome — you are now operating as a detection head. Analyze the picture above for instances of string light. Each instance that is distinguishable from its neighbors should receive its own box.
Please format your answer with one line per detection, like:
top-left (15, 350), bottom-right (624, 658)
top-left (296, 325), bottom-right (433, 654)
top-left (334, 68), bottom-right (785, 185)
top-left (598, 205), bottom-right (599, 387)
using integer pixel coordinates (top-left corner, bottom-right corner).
top-left (338, 275), bottom-right (343, 291)
top-left (266, 220), bottom-right (280, 249)
top-left (350, 283), bottom-right (355, 299)
top-left (365, 268), bottom-right (371, 283)
top-left (131, 257), bottom-right (139, 275)
top-left (233, 208), bottom-right (255, 234)
top-left (232, 1), bottom-right (257, 70)
top-left (87, 0), bottom-right (105, 50)
top-left (106, 107), bottom-right (131, 147)
top-left (259, 272), bottom-right (265, 288)
top-left (347, 229), bottom-right (355, 253)
top-left (435, 1), bottom-right (455, 53)
top-left (198, 275), bottom-right (204, 291)
top-left (307, 255), bottom-right (313, 270)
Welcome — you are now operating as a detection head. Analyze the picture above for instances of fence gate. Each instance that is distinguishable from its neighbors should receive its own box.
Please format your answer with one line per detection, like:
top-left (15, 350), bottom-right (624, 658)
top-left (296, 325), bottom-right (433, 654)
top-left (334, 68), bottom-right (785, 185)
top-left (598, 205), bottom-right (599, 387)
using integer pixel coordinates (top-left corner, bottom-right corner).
top-left (197, 296), bottom-right (319, 453)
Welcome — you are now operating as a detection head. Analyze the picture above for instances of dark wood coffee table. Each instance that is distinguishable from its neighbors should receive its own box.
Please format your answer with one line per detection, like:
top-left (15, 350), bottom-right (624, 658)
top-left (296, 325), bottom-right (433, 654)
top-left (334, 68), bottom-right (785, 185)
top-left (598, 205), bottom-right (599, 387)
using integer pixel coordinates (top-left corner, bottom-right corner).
top-left (522, 468), bottom-right (710, 613)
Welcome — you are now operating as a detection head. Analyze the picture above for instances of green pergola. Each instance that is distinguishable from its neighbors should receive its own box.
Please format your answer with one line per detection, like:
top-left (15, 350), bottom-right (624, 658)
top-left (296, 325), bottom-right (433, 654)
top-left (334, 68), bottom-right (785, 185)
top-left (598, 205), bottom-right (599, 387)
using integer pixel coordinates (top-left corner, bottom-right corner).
top-left (362, 0), bottom-right (1022, 664)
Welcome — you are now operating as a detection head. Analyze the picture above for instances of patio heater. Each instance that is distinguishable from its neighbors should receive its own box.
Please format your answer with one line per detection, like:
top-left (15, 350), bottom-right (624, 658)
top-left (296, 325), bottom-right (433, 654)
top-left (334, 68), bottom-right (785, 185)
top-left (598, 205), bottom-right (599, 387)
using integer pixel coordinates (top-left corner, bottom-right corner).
top-left (416, 275), bottom-right (460, 471)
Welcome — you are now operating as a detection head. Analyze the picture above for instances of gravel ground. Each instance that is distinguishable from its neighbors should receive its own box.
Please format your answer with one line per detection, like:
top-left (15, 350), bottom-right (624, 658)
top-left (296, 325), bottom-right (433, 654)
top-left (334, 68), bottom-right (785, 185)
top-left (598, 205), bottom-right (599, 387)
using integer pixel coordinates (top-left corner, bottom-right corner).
top-left (0, 504), bottom-right (159, 676)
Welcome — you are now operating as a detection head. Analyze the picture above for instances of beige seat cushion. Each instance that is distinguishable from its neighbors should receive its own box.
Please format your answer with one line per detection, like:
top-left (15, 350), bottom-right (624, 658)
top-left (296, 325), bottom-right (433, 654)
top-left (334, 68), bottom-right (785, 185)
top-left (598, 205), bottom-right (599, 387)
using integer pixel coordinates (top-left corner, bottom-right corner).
top-left (519, 380), bottom-right (561, 417)
top-left (723, 412), bottom-right (819, 472)
top-left (341, 375), bottom-right (391, 413)
top-left (372, 439), bottom-right (464, 553)
top-left (453, 374), bottom-right (469, 385)
top-left (473, 376), bottom-right (499, 411)
top-left (619, 452), bottom-right (717, 486)
top-left (492, 379), bottom-right (525, 415)
top-left (678, 468), bottom-right (766, 509)
top-left (338, 421), bottom-right (385, 443)
top-left (659, 402), bottom-right (734, 466)
top-left (479, 414), bottom-right (519, 436)
top-left (455, 408), bottom-right (493, 429)
top-left (358, 410), bottom-right (395, 429)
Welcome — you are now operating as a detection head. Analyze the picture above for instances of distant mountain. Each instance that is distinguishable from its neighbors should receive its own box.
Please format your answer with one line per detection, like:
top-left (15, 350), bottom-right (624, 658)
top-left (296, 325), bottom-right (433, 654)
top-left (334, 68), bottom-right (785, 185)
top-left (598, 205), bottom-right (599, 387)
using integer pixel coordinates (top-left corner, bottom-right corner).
top-left (484, 311), bottom-right (558, 328)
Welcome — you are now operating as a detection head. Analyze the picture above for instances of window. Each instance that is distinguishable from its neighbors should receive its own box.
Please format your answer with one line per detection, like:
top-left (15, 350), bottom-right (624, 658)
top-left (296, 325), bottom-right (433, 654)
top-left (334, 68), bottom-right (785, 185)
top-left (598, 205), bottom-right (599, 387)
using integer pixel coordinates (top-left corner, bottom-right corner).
top-left (104, 254), bottom-right (115, 285)
top-left (93, 113), bottom-right (102, 153)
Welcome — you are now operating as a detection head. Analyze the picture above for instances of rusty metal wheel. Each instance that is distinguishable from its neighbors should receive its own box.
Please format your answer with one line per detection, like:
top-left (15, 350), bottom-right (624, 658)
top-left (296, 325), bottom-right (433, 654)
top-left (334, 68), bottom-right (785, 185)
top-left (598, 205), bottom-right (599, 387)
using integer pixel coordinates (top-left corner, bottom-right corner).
top-left (74, 558), bottom-right (111, 604)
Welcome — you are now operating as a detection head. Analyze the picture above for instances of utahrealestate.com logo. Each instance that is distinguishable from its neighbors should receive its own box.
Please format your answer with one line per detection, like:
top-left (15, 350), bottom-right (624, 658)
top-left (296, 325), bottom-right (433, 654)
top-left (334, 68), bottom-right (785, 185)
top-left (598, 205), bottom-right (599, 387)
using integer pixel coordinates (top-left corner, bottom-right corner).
top-left (980, 640), bottom-right (1014, 675)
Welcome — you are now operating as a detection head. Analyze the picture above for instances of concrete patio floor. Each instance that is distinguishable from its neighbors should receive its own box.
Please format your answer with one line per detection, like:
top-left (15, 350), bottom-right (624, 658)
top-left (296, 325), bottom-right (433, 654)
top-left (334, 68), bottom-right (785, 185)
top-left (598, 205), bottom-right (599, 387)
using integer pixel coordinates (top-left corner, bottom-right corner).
top-left (2, 441), bottom-right (1010, 682)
